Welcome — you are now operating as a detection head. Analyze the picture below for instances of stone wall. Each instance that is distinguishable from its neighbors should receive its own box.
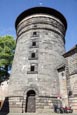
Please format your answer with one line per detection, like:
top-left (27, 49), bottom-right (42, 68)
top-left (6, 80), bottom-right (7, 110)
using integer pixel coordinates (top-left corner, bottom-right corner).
top-left (64, 49), bottom-right (77, 94)
top-left (64, 47), bottom-right (77, 112)
top-left (67, 53), bottom-right (77, 75)
top-left (9, 14), bottom-right (66, 97)
top-left (8, 7), bottom-right (67, 113)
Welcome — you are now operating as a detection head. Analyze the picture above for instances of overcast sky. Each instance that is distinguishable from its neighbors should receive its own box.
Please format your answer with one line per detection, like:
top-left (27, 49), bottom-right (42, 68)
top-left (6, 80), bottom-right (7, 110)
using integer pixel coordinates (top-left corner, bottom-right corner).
top-left (0, 0), bottom-right (77, 51)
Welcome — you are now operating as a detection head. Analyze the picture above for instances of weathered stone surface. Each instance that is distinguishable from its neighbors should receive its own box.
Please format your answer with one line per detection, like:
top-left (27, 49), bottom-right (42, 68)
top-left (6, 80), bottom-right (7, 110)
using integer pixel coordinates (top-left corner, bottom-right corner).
top-left (1, 7), bottom-right (77, 114)
top-left (0, 113), bottom-right (76, 115)
top-left (8, 7), bottom-right (68, 113)
top-left (63, 46), bottom-right (77, 113)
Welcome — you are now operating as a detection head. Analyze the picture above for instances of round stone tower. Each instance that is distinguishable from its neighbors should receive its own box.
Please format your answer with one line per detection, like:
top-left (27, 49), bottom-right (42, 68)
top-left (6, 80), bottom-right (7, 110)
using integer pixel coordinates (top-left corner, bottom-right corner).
top-left (9, 7), bottom-right (67, 113)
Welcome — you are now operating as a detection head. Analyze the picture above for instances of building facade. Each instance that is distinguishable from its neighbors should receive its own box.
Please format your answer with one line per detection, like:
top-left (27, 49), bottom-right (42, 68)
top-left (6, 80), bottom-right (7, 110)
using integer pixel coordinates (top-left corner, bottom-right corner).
top-left (7, 7), bottom-right (77, 113)
top-left (64, 45), bottom-right (77, 113)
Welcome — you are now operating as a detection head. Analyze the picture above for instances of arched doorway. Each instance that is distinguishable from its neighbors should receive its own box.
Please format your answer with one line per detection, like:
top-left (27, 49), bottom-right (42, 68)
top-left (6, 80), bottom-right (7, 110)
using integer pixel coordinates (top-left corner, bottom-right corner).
top-left (25, 90), bottom-right (36, 112)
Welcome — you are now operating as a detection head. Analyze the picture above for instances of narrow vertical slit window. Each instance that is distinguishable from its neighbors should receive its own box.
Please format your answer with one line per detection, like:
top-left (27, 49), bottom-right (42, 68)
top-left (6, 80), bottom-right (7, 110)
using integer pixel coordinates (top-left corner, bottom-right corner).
top-left (30, 65), bottom-right (35, 72)
top-left (31, 53), bottom-right (35, 58)
top-left (33, 32), bottom-right (37, 36)
top-left (32, 41), bottom-right (36, 47)
top-left (27, 63), bottom-right (38, 74)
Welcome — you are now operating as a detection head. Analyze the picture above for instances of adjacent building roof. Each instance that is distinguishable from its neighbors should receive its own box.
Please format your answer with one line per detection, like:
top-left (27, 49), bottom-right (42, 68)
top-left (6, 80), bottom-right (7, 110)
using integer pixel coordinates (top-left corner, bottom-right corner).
top-left (15, 7), bottom-right (67, 30)
top-left (63, 45), bottom-right (77, 58)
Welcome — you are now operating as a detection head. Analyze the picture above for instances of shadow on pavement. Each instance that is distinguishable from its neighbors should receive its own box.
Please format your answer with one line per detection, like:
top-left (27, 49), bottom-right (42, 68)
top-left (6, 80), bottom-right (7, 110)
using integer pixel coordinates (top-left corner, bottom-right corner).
top-left (0, 97), bottom-right (9, 115)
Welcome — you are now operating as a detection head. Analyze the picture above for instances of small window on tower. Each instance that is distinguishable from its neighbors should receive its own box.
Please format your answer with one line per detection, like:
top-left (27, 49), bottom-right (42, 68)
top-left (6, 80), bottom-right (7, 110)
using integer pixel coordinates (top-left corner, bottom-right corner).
top-left (28, 50), bottom-right (38, 60)
top-left (29, 38), bottom-right (39, 48)
top-left (30, 65), bottom-right (35, 72)
top-left (27, 63), bottom-right (38, 74)
top-left (31, 53), bottom-right (35, 58)
top-left (32, 41), bottom-right (36, 47)
top-left (31, 31), bottom-right (39, 37)
top-left (34, 24), bottom-right (37, 28)
top-left (68, 91), bottom-right (72, 97)
top-left (33, 32), bottom-right (37, 36)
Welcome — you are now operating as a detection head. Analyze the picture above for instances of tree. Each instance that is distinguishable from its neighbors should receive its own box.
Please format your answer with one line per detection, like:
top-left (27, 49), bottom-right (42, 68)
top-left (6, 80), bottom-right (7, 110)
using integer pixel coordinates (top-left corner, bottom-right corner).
top-left (0, 35), bottom-right (16, 83)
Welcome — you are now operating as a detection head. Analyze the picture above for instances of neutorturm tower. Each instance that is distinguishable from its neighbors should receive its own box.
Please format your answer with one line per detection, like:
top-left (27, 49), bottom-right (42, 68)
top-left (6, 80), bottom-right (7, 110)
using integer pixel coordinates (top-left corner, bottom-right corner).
top-left (9, 7), bottom-right (67, 113)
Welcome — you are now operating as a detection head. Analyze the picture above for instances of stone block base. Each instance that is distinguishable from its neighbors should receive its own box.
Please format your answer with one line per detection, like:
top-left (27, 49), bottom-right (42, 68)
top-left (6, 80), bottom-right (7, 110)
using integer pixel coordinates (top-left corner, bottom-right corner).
top-left (8, 96), bottom-right (61, 113)
top-left (69, 97), bottom-right (77, 113)
top-left (9, 96), bottom-right (23, 113)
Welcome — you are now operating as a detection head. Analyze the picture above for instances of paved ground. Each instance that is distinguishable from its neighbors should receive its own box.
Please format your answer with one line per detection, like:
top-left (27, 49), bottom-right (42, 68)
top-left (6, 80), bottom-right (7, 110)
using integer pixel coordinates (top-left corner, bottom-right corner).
top-left (0, 113), bottom-right (76, 115)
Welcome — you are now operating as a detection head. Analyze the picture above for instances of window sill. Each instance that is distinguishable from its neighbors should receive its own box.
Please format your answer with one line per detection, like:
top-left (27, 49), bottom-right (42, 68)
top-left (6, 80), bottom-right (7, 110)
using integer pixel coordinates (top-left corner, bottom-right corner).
top-left (27, 71), bottom-right (38, 74)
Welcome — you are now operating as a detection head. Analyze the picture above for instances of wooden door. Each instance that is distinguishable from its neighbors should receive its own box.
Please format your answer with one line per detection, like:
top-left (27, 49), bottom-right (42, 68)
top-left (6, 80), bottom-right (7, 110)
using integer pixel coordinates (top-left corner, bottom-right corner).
top-left (26, 90), bottom-right (36, 112)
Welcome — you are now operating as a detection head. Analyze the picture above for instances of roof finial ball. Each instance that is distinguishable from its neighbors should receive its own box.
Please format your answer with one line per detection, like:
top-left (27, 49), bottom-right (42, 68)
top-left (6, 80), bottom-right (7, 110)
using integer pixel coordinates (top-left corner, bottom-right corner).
top-left (39, 0), bottom-right (43, 6)
top-left (39, 2), bottom-right (43, 6)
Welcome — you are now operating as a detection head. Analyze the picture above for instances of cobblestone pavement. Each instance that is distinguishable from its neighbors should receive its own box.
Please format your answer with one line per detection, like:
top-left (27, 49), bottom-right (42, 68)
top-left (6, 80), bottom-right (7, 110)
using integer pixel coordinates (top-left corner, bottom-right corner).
top-left (0, 113), bottom-right (76, 115)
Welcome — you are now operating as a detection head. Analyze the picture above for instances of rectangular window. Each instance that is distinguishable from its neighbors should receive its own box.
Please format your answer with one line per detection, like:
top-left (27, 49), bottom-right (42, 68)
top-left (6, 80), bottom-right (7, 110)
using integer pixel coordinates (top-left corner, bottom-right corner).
top-left (58, 66), bottom-right (65, 79)
top-left (27, 63), bottom-right (38, 74)
top-left (31, 53), bottom-right (35, 58)
top-left (33, 32), bottom-right (37, 36)
top-left (30, 65), bottom-right (35, 71)
top-left (32, 41), bottom-right (36, 47)
top-left (28, 50), bottom-right (38, 60)
top-left (32, 31), bottom-right (39, 37)
top-left (29, 38), bottom-right (39, 48)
